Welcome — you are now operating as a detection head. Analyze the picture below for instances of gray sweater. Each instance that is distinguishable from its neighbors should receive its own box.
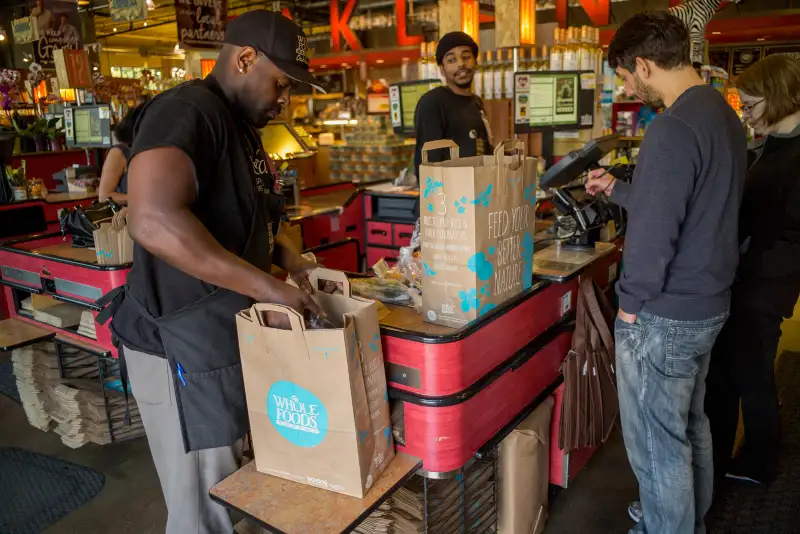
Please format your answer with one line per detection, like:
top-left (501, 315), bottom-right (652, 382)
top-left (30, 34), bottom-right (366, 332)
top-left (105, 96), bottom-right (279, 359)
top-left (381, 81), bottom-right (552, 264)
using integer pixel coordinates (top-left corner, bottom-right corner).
top-left (611, 84), bottom-right (747, 321)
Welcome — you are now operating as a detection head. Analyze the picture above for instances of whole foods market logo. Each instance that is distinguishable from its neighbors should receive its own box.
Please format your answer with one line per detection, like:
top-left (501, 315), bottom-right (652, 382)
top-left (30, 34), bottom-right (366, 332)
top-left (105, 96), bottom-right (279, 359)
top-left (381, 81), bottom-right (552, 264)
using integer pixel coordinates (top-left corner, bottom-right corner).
top-left (267, 381), bottom-right (328, 448)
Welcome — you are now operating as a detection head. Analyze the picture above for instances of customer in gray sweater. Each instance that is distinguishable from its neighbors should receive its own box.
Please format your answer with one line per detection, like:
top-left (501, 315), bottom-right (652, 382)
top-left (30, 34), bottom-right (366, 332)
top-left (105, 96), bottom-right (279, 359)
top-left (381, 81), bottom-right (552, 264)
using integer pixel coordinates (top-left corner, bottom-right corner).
top-left (585, 11), bottom-right (746, 534)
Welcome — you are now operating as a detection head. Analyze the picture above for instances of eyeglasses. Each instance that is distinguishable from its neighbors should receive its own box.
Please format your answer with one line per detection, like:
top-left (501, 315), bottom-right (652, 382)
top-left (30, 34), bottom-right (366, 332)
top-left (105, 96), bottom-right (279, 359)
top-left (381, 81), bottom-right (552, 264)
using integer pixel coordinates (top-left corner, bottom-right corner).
top-left (740, 98), bottom-right (764, 115)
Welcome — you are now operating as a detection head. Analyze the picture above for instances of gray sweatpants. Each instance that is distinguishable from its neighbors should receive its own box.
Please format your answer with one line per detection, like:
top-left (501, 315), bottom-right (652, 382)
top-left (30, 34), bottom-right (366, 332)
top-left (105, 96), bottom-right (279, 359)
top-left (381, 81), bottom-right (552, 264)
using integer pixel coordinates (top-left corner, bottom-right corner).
top-left (125, 346), bottom-right (243, 534)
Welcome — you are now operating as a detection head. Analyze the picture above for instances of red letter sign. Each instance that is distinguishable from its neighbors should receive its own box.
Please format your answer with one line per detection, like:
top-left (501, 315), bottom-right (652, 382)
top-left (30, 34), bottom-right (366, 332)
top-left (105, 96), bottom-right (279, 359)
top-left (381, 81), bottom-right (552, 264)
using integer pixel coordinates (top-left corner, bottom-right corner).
top-left (395, 0), bottom-right (423, 47)
top-left (556, 0), bottom-right (609, 27)
top-left (331, 0), bottom-right (361, 52)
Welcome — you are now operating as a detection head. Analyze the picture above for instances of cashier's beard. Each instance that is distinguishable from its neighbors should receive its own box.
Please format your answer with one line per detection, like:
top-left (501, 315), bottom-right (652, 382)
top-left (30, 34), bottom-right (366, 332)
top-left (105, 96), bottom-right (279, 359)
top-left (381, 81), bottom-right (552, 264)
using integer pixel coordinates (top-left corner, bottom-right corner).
top-left (633, 75), bottom-right (664, 110)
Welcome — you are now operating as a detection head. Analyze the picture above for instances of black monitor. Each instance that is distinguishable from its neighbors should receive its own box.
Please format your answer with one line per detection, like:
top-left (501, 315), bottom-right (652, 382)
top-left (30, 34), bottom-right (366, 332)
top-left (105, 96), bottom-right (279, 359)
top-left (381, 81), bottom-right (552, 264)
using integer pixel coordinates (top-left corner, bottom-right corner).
top-left (64, 104), bottom-right (113, 149)
top-left (513, 71), bottom-right (598, 134)
top-left (540, 134), bottom-right (620, 189)
top-left (389, 80), bottom-right (442, 135)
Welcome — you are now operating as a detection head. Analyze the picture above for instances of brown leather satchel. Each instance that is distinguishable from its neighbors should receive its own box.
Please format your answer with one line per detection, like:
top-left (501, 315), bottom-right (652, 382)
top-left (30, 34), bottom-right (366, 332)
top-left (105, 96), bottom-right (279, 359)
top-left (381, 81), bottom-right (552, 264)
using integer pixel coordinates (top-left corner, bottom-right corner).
top-left (559, 278), bottom-right (619, 451)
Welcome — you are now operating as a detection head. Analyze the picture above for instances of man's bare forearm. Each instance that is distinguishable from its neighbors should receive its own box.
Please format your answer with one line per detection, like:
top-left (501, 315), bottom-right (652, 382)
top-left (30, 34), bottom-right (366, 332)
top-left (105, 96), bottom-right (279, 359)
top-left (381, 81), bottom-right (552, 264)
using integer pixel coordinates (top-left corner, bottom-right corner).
top-left (130, 207), bottom-right (282, 302)
top-left (273, 227), bottom-right (302, 271)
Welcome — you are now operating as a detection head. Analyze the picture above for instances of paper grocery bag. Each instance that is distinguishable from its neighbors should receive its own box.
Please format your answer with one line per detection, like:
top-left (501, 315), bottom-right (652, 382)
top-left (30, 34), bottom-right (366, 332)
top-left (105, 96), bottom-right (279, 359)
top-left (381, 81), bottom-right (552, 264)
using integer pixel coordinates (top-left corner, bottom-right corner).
top-left (236, 268), bottom-right (394, 498)
top-left (419, 139), bottom-right (538, 327)
top-left (498, 396), bottom-right (554, 534)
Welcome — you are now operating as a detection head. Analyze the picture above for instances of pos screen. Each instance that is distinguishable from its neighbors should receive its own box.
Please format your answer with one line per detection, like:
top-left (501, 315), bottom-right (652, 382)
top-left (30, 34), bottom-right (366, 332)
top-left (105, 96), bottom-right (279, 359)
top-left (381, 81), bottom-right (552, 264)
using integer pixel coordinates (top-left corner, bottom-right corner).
top-left (389, 80), bottom-right (441, 135)
top-left (64, 104), bottom-right (112, 148)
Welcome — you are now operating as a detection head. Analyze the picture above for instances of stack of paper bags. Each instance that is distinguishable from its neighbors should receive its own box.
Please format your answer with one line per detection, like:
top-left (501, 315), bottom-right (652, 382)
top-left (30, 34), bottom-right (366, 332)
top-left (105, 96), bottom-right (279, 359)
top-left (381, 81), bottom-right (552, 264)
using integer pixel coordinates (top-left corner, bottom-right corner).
top-left (11, 343), bottom-right (60, 431)
top-left (31, 294), bottom-right (82, 328)
top-left (49, 379), bottom-right (144, 448)
top-left (77, 310), bottom-right (97, 339)
top-left (93, 211), bottom-right (133, 266)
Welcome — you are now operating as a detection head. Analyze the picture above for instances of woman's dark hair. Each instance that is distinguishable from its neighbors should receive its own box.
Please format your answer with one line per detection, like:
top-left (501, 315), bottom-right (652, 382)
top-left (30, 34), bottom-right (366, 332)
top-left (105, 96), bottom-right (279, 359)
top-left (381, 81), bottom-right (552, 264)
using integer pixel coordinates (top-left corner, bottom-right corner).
top-left (113, 105), bottom-right (143, 146)
top-left (736, 55), bottom-right (800, 127)
top-left (608, 11), bottom-right (691, 73)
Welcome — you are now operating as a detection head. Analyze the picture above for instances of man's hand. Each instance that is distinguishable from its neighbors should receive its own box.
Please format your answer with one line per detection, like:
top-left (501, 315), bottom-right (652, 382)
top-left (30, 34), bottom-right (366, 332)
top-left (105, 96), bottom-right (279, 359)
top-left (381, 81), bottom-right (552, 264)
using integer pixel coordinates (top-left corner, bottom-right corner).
top-left (272, 282), bottom-right (322, 316)
top-left (586, 168), bottom-right (616, 197)
top-left (283, 254), bottom-right (319, 295)
top-left (617, 309), bottom-right (638, 325)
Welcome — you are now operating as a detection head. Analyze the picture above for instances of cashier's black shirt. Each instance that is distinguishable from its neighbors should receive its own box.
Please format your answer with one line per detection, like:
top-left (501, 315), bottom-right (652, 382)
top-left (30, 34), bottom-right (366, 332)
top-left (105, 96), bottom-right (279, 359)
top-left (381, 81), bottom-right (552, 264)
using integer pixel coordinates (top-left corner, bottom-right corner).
top-left (110, 76), bottom-right (275, 355)
top-left (413, 87), bottom-right (491, 177)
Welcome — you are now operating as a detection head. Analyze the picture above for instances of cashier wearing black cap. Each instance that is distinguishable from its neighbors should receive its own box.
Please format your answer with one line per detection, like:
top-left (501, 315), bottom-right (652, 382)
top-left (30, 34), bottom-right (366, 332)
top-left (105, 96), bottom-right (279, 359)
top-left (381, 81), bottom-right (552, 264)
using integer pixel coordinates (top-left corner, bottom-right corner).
top-left (97, 11), bottom-right (324, 534)
top-left (413, 32), bottom-right (492, 178)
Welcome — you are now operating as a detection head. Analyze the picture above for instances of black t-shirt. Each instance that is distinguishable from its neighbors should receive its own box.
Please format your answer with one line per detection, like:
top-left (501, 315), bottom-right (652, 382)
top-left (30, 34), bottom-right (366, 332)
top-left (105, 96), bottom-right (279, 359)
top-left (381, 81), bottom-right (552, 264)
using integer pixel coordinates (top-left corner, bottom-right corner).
top-left (110, 76), bottom-right (276, 355)
top-left (413, 86), bottom-right (491, 176)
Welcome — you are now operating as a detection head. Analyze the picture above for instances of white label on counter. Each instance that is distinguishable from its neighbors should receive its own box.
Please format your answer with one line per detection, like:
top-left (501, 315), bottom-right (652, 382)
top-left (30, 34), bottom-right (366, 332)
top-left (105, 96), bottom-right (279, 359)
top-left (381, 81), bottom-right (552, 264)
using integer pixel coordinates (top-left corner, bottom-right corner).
top-left (330, 215), bottom-right (340, 232)
top-left (561, 291), bottom-right (572, 316)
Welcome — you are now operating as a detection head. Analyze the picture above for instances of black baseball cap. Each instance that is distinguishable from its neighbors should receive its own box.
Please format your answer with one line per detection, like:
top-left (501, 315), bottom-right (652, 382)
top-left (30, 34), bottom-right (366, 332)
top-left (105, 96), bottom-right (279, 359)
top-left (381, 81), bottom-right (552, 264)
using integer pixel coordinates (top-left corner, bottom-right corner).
top-left (224, 10), bottom-right (326, 93)
top-left (436, 32), bottom-right (479, 65)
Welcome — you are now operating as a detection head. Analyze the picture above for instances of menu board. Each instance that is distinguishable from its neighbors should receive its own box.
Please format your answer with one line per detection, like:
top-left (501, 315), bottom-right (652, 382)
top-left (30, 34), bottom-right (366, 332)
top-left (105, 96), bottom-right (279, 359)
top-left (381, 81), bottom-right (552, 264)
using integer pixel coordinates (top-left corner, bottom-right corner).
top-left (174, 0), bottom-right (228, 49)
top-left (514, 73), bottom-right (579, 128)
top-left (731, 47), bottom-right (761, 77)
top-left (389, 81), bottom-right (441, 134)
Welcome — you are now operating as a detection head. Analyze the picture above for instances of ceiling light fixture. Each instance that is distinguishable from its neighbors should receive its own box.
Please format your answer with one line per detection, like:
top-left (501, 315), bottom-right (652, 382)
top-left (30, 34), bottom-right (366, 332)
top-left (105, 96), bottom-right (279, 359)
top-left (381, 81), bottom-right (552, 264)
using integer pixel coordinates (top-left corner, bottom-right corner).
top-left (113, 27), bottom-right (117, 32)
top-left (144, 22), bottom-right (148, 27)
top-left (376, 59), bottom-right (385, 64)
top-left (712, 31), bottom-right (721, 35)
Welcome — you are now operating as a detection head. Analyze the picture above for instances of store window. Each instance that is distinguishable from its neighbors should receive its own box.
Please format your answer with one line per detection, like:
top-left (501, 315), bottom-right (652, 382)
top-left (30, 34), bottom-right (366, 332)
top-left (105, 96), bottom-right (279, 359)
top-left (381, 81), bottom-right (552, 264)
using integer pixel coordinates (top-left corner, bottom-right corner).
top-left (110, 67), bottom-right (163, 81)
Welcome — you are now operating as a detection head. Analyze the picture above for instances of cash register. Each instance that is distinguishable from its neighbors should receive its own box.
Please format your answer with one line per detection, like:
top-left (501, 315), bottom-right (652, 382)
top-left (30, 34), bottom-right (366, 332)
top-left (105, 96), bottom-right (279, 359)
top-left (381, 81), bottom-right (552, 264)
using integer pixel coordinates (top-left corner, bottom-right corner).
top-left (539, 134), bottom-right (626, 250)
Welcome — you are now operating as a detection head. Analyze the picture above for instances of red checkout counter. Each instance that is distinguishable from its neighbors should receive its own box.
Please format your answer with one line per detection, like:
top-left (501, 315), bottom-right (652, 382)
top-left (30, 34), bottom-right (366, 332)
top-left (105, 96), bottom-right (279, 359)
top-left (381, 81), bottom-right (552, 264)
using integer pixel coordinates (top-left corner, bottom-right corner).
top-left (378, 241), bottom-right (620, 479)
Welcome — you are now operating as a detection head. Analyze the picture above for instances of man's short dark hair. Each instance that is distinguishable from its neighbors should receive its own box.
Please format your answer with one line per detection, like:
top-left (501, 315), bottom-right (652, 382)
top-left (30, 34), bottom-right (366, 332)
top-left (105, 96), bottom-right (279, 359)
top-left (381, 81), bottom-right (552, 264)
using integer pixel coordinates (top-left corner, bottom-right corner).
top-left (608, 11), bottom-right (691, 73)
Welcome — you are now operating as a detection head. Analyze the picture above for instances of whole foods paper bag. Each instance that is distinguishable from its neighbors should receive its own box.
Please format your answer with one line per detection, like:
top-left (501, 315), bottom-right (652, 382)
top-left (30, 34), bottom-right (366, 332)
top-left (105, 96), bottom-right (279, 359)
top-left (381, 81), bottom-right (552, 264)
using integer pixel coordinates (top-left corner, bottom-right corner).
top-left (498, 396), bottom-right (554, 534)
top-left (236, 268), bottom-right (394, 498)
top-left (419, 139), bottom-right (538, 327)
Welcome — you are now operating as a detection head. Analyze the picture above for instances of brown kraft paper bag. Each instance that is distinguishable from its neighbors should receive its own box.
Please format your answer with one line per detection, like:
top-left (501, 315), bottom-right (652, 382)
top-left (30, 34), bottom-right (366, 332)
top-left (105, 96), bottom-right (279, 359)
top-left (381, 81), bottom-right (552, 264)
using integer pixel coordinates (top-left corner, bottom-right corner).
top-left (235, 268), bottom-right (394, 498)
top-left (419, 139), bottom-right (538, 327)
top-left (498, 396), bottom-right (555, 534)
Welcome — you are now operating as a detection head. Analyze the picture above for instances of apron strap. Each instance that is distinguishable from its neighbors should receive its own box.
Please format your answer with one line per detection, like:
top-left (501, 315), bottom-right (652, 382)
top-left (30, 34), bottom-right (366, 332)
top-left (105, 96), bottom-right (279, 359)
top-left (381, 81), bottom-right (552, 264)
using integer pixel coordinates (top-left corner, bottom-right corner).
top-left (117, 345), bottom-right (132, 427)
top-left (95, 285), bottom-right (126, 326)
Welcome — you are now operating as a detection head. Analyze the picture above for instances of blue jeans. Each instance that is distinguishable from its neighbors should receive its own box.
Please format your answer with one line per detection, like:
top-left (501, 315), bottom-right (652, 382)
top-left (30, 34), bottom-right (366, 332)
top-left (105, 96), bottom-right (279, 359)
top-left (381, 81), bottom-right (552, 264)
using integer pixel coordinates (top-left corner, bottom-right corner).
top-left (616, 310), bottom-right (727, 534)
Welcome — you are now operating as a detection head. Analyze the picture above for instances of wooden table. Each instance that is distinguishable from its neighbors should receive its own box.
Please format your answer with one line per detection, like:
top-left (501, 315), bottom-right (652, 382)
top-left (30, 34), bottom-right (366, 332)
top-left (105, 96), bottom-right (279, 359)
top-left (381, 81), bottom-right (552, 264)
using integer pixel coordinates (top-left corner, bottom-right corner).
top-left (0, 317), bottom-right (55, 351)
top-left (210, 453), bottom-right (422, 534)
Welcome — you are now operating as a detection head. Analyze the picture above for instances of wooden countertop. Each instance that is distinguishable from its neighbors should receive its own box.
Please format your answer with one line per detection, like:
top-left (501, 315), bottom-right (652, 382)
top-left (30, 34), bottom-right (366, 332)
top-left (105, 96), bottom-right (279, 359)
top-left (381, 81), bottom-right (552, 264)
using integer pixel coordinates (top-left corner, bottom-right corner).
top-left (44, 192), bottom-right (98, 204)
top-left (377, 242), bottom-right (617, 338)
top-left (27, 242), bottom-right (99, 264)
top-left (210, 453), bottom-right (421, 534)
top-left (286, 188), bottom-right (361, 222)
top-left (534, 241), bottom-right (618, 282)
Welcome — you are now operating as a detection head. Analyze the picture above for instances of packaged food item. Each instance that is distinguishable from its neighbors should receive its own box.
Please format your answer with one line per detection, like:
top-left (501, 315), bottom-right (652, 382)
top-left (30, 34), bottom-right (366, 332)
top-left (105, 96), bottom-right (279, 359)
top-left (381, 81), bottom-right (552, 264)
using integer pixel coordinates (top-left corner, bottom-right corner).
top-left (350, 278), bottom-right (412, 304)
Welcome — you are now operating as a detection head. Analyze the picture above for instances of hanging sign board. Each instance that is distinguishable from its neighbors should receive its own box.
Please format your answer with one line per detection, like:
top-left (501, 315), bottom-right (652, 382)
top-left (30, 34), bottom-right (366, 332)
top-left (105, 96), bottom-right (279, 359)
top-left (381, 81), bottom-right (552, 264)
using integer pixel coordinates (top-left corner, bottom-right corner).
top-left (110, 0), bottom-right (148, 22)
top-left (763, 45), bottom-right (800, 60)
top-left (12, 17), bottom-right (39, 44)
top-left (174, 0), bottom-right (228, 49)
top-left (54, 49), bottom-right (92, 89)
top-left (31, 0), bottom-right (83, 68)
top-left (730, 47), bottom-right (761, 78)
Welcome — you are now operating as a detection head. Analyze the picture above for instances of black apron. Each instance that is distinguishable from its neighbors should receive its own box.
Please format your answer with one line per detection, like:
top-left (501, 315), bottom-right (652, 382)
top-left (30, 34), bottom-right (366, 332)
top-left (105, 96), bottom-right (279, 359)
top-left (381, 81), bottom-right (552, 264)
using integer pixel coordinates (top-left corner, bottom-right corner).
top-left (97, 79), bottom-right (284, 452)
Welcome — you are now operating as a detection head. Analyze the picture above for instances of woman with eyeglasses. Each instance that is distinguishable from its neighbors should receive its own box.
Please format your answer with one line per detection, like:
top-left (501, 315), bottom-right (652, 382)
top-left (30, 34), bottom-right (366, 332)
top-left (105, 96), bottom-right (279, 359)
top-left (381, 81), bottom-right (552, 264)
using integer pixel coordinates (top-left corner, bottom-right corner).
top-left (705, 54), bottom-right (800, 486)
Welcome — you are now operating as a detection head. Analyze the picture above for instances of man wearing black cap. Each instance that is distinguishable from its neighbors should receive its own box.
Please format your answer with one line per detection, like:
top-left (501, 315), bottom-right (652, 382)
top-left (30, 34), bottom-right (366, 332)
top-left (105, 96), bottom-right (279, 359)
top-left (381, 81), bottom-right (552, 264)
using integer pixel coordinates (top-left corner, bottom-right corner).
top-left (413, 32), bottom-right (491, 177)
top-left (99, 11), bottom-right (324, 533)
